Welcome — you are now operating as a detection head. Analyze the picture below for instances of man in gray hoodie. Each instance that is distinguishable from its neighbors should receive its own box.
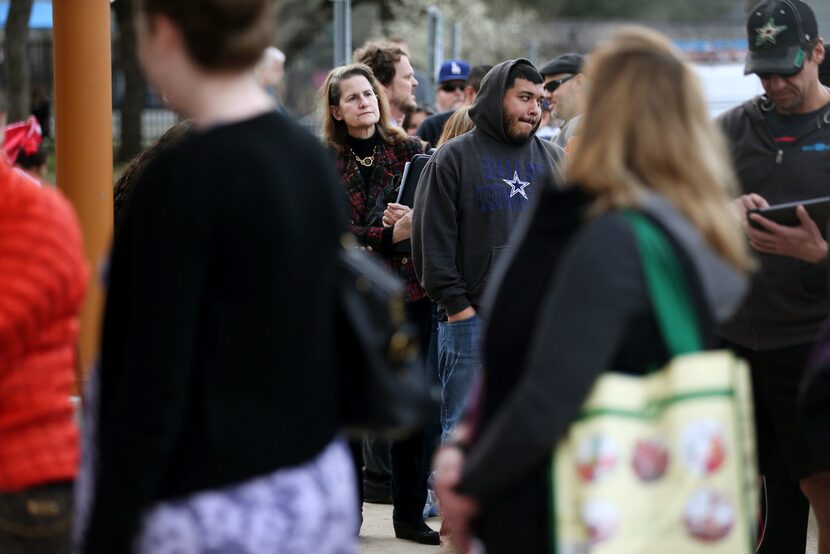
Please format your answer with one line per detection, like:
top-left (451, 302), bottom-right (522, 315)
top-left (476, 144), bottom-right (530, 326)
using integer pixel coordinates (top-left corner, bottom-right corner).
top-left (412, 59), bottom-right (563, 442)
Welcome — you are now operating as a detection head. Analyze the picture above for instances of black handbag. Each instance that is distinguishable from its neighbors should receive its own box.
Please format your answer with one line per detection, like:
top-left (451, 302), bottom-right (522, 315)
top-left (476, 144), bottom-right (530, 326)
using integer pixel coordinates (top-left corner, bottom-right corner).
top-left (335, 234), bottom-right (437, 438)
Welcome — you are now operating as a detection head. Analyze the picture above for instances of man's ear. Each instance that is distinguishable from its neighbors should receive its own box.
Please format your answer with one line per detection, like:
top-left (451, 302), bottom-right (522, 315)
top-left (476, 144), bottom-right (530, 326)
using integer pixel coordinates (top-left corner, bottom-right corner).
top-left (151, 13), bottom-right (184, 59)
top-left (564, 74), bottom-right (586, 96)
top-left (814, 39), bottom-right (826, 66)
top-left (330, 105), bottom-right (343, 121)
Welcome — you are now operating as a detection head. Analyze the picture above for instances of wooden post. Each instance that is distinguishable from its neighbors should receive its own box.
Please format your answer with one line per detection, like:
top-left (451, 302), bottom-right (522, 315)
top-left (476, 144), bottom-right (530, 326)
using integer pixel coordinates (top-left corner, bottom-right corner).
top-left (52, 0), bottom-right (113, 381)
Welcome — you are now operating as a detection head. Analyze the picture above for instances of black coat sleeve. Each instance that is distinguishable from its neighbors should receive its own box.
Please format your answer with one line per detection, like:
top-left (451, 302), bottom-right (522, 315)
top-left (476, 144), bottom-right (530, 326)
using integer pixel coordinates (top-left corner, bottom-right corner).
top-left (83, 158), bottom-right (210, 553)
top-left (456, 215), bottom-right (650, 504)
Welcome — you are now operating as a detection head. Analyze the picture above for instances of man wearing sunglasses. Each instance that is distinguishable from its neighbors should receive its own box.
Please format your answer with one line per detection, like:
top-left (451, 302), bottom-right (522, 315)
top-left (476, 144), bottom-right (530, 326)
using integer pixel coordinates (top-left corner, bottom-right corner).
top-left (415, 64), bottom-right (493, 148)
top-left (539, 53), bottom-right (587, 151)
top-left (435, 59), bottom-right (471, 113)
top-left (719, 2), bottom-right (830, 553)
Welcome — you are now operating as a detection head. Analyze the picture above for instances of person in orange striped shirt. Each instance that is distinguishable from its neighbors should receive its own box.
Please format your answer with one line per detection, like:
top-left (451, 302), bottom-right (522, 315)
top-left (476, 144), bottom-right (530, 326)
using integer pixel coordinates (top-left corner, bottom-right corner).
top-left (0, 87), bottom-right (89, 553)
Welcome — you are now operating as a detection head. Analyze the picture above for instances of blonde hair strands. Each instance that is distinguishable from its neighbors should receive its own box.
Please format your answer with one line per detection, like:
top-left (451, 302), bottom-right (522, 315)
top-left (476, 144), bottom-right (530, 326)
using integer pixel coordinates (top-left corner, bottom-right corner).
top-left (568, 27), bottom-right (752, 273)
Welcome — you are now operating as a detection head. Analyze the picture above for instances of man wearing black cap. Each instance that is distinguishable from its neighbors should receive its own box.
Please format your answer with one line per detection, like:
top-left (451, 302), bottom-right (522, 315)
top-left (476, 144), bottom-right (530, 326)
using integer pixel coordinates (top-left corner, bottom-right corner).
top-left (539, 53), bottom-right (587, 150)
top-left (719, 1), bottom-right (830, 552)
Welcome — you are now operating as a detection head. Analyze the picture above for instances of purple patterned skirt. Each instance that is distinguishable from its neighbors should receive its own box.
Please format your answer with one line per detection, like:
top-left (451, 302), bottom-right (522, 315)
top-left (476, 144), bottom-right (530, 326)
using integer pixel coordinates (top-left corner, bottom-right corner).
top-left (73, 366), bottom-right (358, 554)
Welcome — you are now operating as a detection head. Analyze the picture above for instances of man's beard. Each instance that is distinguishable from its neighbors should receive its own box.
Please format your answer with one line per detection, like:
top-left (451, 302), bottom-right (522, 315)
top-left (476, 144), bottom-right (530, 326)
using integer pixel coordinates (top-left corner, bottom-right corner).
top-left (396, 95), bottom-right (418, 114)
top-left (504, 113), bottom-right (540, 144)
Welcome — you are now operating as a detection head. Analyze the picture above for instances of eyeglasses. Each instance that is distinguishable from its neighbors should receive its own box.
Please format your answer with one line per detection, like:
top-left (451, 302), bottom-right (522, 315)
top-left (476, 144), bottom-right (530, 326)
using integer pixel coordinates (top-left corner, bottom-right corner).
top-left (544, 74), bottom-right (576, 93)
top-left (439, 83), bottom-right (465, 93)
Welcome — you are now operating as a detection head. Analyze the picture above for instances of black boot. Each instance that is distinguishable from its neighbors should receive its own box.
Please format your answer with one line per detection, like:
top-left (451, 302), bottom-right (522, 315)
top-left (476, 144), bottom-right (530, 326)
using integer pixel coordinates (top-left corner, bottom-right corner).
top-left (393, 519), bottom-right (440, 545)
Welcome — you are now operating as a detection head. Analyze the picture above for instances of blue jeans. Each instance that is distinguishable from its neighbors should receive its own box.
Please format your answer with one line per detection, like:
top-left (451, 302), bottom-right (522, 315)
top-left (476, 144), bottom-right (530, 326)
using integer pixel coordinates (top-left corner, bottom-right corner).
top-left (437, 315), bottom-right (482, 442)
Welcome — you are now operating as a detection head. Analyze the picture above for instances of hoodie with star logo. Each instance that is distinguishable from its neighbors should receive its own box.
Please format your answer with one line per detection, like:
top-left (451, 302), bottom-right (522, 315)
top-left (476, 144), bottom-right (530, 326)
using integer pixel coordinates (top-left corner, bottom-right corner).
top-left (412, 58), bottom-right (564, 316)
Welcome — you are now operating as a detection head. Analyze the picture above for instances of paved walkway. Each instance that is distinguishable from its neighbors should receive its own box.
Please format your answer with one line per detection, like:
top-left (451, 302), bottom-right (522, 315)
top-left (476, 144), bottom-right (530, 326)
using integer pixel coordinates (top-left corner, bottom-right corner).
top-left (358, 502), bottom-right (819, 553)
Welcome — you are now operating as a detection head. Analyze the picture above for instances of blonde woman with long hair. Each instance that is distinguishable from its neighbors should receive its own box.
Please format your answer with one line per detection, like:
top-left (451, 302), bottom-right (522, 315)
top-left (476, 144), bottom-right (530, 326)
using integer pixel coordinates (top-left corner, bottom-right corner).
top-left (434, 27), bottom-right (751, 553)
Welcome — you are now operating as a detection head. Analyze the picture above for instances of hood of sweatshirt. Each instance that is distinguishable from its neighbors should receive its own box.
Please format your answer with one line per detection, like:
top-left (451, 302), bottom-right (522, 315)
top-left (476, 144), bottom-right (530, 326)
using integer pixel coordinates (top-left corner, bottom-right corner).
top-left (469, 58), bottom-right (538, 145)
top-left (640, 191), bottom-right (748, 324)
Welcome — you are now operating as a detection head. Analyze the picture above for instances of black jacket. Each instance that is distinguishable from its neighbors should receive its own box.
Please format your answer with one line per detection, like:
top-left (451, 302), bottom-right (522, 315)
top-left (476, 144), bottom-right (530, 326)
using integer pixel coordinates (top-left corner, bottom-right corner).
top-left (83, 112), bottom-right (347, 553)
top-left (457, 186), bottom-right (747, 553)
top-left (415, 110), bottom-right (453, 148)
top-left (719, 96), bottom-right (830, 350)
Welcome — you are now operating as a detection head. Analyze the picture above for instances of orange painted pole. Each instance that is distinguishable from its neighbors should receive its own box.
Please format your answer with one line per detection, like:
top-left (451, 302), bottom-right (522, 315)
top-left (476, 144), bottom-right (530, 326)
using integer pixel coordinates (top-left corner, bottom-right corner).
top-left (52, 1), bottom-right (113, 381)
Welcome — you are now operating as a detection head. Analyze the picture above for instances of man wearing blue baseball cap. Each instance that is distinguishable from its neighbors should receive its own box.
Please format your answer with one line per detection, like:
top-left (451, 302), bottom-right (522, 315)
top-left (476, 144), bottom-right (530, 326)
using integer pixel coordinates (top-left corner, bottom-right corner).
top-left (435, 59), bottom-right (471, 113)
top-left (719, 1), bottom-right (830, 552)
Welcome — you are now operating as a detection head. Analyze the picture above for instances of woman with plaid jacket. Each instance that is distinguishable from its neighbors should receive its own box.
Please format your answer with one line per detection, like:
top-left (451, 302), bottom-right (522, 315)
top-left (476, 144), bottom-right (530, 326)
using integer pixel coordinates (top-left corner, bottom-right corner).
top-left (322, 63), bottom-right (438, 546)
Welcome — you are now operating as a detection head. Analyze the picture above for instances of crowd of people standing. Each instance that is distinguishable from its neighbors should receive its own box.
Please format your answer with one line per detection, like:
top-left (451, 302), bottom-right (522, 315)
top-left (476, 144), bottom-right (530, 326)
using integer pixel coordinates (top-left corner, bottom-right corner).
top-left (6, 0), bottom-right (830, 552)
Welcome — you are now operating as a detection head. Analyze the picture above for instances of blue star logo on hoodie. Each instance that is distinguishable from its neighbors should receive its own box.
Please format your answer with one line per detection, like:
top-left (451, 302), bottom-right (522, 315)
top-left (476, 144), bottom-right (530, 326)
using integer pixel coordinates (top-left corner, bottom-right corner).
top-left (502, 171), bottom-right (531, 200)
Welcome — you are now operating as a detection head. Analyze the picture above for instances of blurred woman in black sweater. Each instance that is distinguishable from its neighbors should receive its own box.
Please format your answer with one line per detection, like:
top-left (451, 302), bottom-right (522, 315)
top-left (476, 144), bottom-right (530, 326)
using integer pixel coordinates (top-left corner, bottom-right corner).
top-left (77, 1), bottom-right (356, 552)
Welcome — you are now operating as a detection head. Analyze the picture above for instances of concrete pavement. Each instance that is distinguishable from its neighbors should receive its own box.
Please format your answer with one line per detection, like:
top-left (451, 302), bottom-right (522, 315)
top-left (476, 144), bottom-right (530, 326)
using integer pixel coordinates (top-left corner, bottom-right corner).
top-left (358, 502), bottom-right (818, 553)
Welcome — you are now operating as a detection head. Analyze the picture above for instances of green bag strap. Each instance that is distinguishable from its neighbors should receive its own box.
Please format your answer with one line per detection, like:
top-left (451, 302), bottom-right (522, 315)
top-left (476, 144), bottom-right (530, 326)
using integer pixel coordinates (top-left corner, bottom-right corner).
top-left (621, 211), bottom-right (703, 356)
top-left (549, 214), bottom-right (706, 554)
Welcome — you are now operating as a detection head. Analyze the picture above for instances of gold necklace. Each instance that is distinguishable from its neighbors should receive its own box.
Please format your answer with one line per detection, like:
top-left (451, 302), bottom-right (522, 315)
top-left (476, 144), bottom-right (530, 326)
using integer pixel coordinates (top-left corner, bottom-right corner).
top-left (351, 147), bottom-right (375, 167)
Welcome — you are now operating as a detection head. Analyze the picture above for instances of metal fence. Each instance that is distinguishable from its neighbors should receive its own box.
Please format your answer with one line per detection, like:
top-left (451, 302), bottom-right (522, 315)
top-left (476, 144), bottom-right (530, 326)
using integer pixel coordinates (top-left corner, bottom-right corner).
top-left (0, 29), bottom-right (178, 145)
top-left (111, 108), bottom-right (177, 146)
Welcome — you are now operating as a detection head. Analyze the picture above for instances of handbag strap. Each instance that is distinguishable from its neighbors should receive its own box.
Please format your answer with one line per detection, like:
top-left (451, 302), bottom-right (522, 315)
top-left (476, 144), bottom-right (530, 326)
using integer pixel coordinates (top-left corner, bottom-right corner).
top-left (621, 211), bottom-right (703, 356)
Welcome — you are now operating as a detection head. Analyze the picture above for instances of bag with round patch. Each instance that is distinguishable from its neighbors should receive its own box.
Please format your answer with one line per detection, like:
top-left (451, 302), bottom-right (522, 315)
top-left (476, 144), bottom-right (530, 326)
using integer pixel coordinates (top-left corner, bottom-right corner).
top-left (551, 212), bottom-right (758, 554)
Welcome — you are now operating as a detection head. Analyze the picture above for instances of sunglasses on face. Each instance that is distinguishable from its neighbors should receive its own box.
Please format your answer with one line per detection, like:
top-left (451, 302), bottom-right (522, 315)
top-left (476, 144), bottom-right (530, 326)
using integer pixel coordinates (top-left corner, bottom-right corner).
top-left (544, 74), bottom-right (576, 93)
top-left (439, 83), bottom-right (465, 93)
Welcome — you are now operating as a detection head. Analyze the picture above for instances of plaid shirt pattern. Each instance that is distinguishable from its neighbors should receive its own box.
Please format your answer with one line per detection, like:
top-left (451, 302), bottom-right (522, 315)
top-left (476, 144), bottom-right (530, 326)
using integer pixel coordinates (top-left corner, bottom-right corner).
top-left (335, 136), bottom-right (427, 303)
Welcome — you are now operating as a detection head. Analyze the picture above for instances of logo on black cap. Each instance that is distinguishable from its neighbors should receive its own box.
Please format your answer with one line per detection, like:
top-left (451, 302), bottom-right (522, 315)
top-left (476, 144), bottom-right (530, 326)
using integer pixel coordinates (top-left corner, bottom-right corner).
top-left (755, 18), bottom-right (789, 46)
top-left (744, 0), bottom-right (819, 76)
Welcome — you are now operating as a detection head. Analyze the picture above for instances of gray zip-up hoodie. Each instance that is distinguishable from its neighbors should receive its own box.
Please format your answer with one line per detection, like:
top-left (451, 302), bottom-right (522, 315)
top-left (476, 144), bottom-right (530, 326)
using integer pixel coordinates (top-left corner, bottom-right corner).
top-left (412, 59), bottom-right (564, 315)
top-left (718, 96), bottom-right (830, 350)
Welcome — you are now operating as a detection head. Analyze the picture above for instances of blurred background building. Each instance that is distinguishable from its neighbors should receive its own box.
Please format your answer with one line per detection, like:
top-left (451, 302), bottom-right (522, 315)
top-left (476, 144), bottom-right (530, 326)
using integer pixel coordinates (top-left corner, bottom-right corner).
top-left (0, 0), bottom-right (827, 162)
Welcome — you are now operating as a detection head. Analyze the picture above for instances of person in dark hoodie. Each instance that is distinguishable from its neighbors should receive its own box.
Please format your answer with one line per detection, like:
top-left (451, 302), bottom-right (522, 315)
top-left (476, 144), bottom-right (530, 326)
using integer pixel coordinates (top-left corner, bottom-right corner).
top-left (719, 2), bottom-right (830, 552)
top-left (433, 27), bottom-right (751, 553)
top-left (412, 59), bottom-right (563, 445)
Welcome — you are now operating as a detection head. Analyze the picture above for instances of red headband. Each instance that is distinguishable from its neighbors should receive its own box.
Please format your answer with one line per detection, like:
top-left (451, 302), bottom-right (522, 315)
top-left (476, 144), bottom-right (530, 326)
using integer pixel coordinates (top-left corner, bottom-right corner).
top-left (3, 116), bottom-right (43, 163)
